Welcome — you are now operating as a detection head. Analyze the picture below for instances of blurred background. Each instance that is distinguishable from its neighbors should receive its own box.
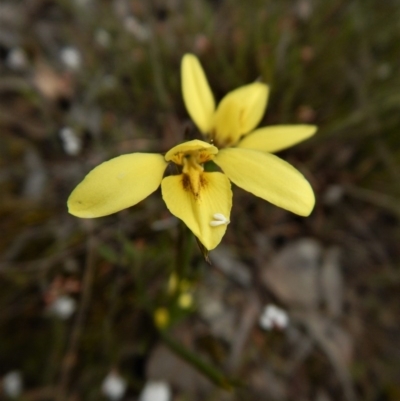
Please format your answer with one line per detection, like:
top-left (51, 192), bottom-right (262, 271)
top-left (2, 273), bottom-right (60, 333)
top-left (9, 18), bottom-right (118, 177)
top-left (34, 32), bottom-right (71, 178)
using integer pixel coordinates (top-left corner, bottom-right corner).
top-left (1, 0), bottom-right (400, 400)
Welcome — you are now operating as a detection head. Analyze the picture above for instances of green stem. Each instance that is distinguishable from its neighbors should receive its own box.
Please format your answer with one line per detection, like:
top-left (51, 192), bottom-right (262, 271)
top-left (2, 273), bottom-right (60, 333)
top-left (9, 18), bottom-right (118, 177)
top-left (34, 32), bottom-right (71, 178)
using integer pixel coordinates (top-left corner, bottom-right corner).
top-left (160, 331), bottom-right (241, 391)
top-left (175, 222), bottom-right (195, 280)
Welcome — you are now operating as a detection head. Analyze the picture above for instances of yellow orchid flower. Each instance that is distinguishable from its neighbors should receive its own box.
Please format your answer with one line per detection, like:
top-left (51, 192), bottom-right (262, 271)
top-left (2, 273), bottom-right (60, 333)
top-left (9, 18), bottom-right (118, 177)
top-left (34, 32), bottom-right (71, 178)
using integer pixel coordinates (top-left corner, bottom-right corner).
top-left (181, 53), bottom-right (317, 150)
top-left (68, 136), bottom-right (314, 250)
top-left (68, 55), bottom-right (316, 252)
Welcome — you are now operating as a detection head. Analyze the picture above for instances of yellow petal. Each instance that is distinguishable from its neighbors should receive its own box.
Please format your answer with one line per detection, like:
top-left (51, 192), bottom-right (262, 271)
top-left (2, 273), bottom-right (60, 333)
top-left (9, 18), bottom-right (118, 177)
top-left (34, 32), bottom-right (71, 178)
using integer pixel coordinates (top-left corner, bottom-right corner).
top-left (214, 148), bottom-right (315, 216)
top-left (161, 172), bottom-right (232, 250)
top-left (181, 54), bottom-right (215, 134)
top-left (237, 125), bottom-right (317, 153)
top-left (212, 82), bottom-right (269, 146)
top-left (68, 153), bottom-right (167, 218)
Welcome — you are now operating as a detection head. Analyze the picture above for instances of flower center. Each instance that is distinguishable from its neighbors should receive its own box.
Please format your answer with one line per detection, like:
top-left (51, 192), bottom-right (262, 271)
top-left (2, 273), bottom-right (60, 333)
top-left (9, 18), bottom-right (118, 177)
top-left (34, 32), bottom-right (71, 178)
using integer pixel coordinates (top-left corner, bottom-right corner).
top-left (164, 140), bottom-right (218, 197)
top-left (181, 151), bottom-right (207, 196)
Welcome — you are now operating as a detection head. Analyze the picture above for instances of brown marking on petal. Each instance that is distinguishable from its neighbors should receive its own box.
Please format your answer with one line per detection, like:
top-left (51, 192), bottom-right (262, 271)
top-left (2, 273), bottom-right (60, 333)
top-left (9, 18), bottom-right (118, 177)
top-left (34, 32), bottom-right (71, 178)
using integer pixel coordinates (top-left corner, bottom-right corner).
top-left (182, 174), bottom-right (199, 199)
top-left (182, 174), bottom-right (191, 192)
top-left (200, 174), bottom-right (206, 186)
top-left (181, 172), bottom-right (209, 201)
top-left (199, 174), bottom-right (208, 192)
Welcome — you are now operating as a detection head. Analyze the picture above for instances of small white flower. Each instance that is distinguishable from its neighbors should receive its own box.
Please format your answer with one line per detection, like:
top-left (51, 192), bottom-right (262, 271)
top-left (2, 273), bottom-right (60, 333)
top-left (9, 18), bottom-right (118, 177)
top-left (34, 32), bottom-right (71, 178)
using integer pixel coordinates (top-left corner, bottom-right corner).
top-left (259, 304), bottom-right (289, 331)
top-left (49, 295), bottom-right (76, 320)
top-left (59, 127), bottom-right (82, 156)
top-left (139, 381), bottom-right (171, 401)
top-left (60, 47), bottom-right (81, 70)
top-left (210, 213), bottom-right (230, 227)
top-left (101, 372), bottom-right (127, 401)
top-left (6, 47), bottom-right (28, 70)
top-left (2, 371), bottom-right (23, 398)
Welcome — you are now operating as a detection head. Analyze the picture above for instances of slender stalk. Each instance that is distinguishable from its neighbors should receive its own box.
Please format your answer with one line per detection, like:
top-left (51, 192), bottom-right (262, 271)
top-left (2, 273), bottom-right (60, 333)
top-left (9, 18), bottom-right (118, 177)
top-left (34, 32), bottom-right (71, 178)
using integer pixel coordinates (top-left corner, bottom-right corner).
top-left (175, 221), bottom-right (195, 280)
top-left (160, 331), bottom-right (241, 391)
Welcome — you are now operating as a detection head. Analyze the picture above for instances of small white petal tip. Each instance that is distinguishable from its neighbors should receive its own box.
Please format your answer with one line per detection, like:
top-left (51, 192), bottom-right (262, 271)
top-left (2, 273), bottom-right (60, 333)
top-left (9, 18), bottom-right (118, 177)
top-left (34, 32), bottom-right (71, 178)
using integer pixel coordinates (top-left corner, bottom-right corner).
top-left (210, 213), bottom-right (230, 227)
